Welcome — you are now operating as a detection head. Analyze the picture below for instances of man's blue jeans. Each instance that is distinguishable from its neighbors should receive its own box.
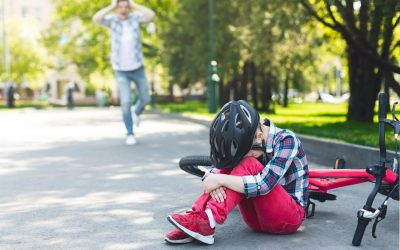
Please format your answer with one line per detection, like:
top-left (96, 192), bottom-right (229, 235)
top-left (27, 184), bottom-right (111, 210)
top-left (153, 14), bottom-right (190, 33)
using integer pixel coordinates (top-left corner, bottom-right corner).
top-left (115, 66), bottom-right (150, 135)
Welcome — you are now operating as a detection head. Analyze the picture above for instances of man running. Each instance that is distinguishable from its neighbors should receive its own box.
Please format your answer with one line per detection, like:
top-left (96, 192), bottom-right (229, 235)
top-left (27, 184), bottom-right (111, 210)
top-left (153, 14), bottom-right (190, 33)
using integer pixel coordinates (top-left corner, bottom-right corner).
top-left (93, 0), bottom-right (155, 145)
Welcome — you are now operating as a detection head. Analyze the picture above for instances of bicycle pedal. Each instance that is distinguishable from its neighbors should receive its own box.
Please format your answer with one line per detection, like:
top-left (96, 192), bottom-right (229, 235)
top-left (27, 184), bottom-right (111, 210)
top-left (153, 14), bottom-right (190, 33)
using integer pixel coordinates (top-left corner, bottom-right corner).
top-left (309, 191), bottom-right (337, 202)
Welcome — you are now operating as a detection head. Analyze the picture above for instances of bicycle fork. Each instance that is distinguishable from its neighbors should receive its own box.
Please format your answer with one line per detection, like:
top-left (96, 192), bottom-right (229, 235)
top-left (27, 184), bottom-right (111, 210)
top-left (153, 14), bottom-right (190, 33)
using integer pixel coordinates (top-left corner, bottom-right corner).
top-left (352, 167), bottom-right (385, 246)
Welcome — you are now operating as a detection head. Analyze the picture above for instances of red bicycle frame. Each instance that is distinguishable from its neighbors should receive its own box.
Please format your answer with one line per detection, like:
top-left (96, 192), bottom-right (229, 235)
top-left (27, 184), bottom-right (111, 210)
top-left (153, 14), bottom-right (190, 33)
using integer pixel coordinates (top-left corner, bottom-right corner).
top-left (309, 168), bottom-right (398, 193)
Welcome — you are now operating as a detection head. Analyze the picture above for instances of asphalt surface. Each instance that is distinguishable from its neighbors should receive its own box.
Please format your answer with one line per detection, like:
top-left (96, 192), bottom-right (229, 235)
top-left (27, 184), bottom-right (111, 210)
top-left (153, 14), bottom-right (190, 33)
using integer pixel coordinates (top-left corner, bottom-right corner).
top-left (0, 108), bottom-right (398, 250)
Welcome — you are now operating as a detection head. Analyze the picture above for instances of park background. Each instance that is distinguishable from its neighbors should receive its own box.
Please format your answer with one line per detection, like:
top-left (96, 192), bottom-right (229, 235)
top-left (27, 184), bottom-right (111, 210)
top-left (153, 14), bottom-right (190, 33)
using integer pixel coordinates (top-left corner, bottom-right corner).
top-left (0, 0), bottom-right (399, 147)
top-left (0, 1), bottom-right (399, 249)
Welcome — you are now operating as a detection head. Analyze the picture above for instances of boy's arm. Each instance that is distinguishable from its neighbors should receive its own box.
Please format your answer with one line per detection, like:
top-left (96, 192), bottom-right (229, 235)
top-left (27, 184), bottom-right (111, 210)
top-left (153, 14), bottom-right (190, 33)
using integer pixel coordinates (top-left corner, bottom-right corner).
top-left (93, 1), bottom-right (117, 24)
top-left (203, 135), bottom-right (298, 197)
top-left (130, 0), bottom-right (155, 21)
top-left (242, 135), bottom-right (298, 198)
top-left (202, 170), bottom-right (245, 194)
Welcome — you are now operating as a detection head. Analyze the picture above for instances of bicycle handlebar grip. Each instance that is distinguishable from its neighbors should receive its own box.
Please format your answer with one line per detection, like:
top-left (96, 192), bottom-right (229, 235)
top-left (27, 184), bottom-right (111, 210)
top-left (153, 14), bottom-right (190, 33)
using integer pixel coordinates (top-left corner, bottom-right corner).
top-left (352, 217), bottom-right (370, 246)
top-left (378, 93), bottom-right (387, 119)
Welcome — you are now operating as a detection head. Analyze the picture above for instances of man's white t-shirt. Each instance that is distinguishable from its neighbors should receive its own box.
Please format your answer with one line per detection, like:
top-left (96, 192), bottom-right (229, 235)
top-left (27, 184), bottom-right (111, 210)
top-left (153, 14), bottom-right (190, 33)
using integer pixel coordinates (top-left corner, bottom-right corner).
top-left (119, 20), bottom-right (138, 71)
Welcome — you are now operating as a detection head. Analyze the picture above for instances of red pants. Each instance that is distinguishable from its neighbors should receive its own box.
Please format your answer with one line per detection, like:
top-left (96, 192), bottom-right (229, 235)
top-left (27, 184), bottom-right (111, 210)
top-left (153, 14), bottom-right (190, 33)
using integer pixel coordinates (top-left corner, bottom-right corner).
top-left (192, 157), bottom-right (305, 234)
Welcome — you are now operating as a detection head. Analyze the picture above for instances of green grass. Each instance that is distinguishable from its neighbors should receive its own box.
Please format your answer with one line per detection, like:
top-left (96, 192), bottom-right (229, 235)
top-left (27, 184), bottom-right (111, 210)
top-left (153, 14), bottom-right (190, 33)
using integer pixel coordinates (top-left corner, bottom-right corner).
top-left (155, 101), bottom-right (211, 115)
top-left (157, 101), bottom-right (398, 150)
top-left (4, 100), bottom-right (396, 150)
top-left (0, 100), bottom-right (50, 111)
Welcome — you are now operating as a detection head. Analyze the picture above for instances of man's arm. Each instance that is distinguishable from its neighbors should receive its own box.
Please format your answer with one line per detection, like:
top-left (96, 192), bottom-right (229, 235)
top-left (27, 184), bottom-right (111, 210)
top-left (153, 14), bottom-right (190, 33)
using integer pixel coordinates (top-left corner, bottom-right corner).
top-left (93, 0), bottom-right (117, 24)
top-left (130, 0), bottom-right (155, 21)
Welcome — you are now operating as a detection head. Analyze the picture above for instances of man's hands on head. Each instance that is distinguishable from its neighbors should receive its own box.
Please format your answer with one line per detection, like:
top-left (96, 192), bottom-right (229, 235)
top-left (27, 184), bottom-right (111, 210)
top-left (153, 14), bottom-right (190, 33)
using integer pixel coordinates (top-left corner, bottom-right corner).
top-left (112, 0), bottom-right (118, 8)
top-left (112, 0), bottom-right (135, 8)
top-left (129, 0), bottom-right (138, 8)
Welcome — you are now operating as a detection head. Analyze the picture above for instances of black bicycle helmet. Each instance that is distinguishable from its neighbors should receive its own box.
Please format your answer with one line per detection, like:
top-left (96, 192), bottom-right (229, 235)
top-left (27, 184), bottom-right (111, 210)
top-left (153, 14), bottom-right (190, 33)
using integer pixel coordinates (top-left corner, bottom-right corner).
top-left (209, 100), bottom-right (260, 169)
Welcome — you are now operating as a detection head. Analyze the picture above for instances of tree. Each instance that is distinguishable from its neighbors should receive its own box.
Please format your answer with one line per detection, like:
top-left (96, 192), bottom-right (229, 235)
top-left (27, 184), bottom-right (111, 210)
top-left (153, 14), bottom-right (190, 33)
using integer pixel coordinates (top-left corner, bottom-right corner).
top-left (161, 0), bottom-right (324, 111)
top-left (300, 0), bottom-right (400, 122)
top-left (0, 20), bottom-right (48, 88)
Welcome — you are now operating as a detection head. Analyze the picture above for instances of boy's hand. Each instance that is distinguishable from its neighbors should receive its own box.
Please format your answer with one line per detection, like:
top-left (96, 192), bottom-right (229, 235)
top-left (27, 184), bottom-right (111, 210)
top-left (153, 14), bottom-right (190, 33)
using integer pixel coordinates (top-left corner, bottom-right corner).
top-left (202, 173), bottom-right (222, 194)
top-left (210, 187), bottom-right (226, 203)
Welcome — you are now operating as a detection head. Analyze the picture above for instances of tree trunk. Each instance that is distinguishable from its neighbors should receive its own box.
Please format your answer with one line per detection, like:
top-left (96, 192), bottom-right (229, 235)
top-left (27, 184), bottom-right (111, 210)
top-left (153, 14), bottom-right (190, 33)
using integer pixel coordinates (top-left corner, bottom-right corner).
top-left (283, 72), bottom-right (289, 108)
top-left (218, 78), bottom-right (230, 106)
top-left (249, 61), bottom-right (259, 110)
top-left (346, 46), bottom-right (381, 122)
top-left (230, 76), bottom-right (239, 100)
top-left (168, 82), bottom-right (174, 97)
top-left (384, 78), bottom-right (390, 112)
top-left (238, 61), bottom-right (249, 100)
top-left (261, 71), bottom-right (272, 112)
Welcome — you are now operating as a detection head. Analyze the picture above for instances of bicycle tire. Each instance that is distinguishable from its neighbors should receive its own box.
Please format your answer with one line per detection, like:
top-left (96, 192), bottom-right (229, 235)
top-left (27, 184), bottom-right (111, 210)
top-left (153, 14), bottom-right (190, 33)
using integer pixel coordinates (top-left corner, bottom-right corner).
top-left (179, 155), bottom-right (213, 178)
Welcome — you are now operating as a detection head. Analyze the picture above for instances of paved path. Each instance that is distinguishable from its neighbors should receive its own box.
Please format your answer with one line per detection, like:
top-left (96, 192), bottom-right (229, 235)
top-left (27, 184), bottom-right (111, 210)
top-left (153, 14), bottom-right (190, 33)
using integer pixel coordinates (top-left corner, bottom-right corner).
top-left (0, 108), bottom-right (398, 249)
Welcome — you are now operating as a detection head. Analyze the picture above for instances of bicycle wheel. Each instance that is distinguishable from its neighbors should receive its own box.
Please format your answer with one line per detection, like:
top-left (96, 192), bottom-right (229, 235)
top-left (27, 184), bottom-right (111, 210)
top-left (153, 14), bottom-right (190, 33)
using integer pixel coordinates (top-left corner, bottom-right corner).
top-left (179, 155), bottom-right (213, 178)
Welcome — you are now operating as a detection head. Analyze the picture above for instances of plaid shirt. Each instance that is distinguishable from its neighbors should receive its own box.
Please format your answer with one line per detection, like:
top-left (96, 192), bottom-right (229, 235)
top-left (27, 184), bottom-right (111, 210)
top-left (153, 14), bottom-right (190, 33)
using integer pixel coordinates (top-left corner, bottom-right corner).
top-left (242, 122), bottom-right (309, 208)
top-left (100, 12), bottom-right (151, 70)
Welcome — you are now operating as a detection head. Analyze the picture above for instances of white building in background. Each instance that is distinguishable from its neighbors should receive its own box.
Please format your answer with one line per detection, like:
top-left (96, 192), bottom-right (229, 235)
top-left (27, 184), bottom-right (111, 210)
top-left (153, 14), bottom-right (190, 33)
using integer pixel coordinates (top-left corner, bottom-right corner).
top-left (1, 0), bottom-right (85, 101)
top-left (3, 0), bottom-right (53, 29)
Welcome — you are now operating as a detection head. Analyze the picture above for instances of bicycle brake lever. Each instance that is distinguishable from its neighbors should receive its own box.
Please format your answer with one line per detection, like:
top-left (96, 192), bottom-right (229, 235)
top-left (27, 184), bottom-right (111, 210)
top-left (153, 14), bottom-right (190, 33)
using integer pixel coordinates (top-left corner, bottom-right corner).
top-left (372, 217), bottom-right (379, 238)
top-left (371, 201), bottom-right (388, 238)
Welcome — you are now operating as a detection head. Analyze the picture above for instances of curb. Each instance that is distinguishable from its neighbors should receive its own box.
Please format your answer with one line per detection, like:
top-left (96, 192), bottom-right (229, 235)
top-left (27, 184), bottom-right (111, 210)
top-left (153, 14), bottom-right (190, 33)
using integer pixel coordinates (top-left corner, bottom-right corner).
top-left (153, 110), bottom-right (395, 169)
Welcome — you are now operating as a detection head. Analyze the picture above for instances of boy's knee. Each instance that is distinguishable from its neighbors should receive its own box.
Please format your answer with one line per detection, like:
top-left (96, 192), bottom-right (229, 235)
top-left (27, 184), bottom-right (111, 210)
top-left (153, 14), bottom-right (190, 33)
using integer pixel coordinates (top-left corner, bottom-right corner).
top-left (230, 157), bottom-right (264, 176)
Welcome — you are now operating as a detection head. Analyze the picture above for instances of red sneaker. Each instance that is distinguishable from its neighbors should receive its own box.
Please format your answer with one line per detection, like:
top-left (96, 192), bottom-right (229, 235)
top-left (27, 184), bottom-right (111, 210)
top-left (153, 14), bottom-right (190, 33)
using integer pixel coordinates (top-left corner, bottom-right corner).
top-left (168, 211), bottom-right (215, 245)
top-left (165, 229), bottom-right (194, 244)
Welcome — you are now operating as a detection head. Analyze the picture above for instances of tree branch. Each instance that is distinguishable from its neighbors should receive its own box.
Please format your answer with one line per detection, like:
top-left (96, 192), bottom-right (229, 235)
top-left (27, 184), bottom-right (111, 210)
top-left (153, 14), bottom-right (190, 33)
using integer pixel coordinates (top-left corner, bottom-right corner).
top-left (323, 1), bottom-right (364, 47)
top-left (299, 0), bottom-right (337, 30)
top-left (325, 0), bottom-right (345, 28)
top-left (393, 15), bottom-right (400, 30)
top-left (390, 40), bottom-right (399, 53)
top-left (336, 0), bottom-right (358, 32)
top-left (302, 0), bottom-right (400, 73)
top-left (385, 71), bottom-right (400, 97)
top-left (380, 0), bottom-right (396, 61)
top-left (369, 1), bottom-right (384, 50)
top-left (358, 0), bottom-right (369, 35)
top-left (359, 48), bottom-right (400, 73)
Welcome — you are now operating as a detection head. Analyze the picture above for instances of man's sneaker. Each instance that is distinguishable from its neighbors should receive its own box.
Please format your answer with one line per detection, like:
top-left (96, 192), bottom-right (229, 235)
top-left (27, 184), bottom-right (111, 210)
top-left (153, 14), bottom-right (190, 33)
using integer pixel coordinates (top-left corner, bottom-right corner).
top-left (164, 229), bottom-right (194, 244)
top-left (131, 106), bottom-right (140, 127)
top-left (168, 211), bottom-right (215, 245)
top-left (125, 135), bottom-right (137, 145)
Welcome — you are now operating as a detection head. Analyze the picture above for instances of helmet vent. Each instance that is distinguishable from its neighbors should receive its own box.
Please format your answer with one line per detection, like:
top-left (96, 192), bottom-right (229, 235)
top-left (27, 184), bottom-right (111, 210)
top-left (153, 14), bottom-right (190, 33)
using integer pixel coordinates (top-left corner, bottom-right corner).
top-left (220, 139), bottom-right (226, 158)
top-left (231, 140), bottom-right (238, 156)
top-left (235, 113), bottom-right (243, 129)
top-left (212, 119), bottom-right (219, 130)
top-left (240, 105), bottom-right (252, 123)
top-left (222, 120), bottom-right (229, 132)
top-left (213, 137), bottom-right (219, 153)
